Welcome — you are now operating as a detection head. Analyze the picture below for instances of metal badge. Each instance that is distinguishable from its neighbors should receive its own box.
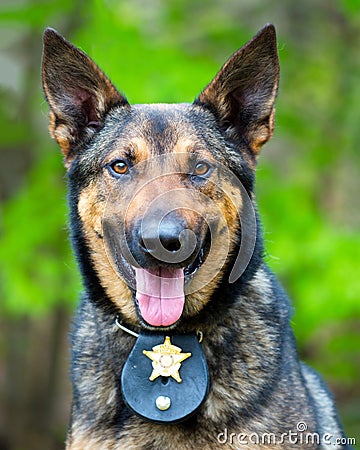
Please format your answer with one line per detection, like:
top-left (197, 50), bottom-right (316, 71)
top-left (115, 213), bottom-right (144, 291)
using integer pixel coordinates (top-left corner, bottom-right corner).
top-left (143, 336), bottom-right (191, 383)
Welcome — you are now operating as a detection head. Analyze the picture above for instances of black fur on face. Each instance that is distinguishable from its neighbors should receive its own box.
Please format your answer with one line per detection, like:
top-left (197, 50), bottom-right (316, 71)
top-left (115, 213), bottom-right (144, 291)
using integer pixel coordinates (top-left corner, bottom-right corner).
top-left (42, 25), bottom-right (279, 327)
top-left (42, 26), bottom-right (349, 449)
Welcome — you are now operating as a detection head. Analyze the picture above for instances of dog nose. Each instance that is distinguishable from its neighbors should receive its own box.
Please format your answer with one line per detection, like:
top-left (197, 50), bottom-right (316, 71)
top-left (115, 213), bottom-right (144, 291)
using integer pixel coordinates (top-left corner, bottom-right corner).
top-left (159, 225), bottom-right (183, 253)
top-left (140, 217), bottom-right (184, 253)
top-left (138, 213), bottom-right (197, 265)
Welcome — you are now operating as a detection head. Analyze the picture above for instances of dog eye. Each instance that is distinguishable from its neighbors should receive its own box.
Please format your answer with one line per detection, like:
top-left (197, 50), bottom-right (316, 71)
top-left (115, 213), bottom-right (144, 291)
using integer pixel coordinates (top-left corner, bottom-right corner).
top-left (193, 161), bottom-right (211, 177)
top-left (109, 160), bottom-right (129, 176)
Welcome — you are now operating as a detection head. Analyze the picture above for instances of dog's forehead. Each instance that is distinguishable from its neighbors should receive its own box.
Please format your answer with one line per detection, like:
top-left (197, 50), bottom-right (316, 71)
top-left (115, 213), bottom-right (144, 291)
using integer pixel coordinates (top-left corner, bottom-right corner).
top-left (131, 102), bottom-right (206, 123)
top-left (131, 103), bottom-right (196, 141)
top-left (106, 102), bottom-right (221, 153)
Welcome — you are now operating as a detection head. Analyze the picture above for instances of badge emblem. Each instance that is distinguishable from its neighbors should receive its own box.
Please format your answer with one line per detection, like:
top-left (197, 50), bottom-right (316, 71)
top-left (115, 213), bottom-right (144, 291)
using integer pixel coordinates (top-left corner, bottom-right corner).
top-left (143, 336), bottom-right (191, 383)
top-left (121, 332), bottom-right (209, 423)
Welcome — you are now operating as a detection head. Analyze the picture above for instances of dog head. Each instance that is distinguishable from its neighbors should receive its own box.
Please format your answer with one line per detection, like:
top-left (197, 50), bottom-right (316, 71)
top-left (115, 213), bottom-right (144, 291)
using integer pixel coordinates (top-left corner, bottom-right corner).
top-left (42, 25), bottom-right (279, 329)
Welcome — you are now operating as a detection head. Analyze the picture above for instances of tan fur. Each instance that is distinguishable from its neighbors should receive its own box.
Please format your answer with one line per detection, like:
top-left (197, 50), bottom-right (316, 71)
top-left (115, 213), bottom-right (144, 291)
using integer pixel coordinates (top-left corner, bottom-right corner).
top-left (248, 107), bottom-right (277, 156)
top-left (78, 184), bottom-right (136, 323)
top-left (103, 137), bottom-right (152, 166)
top-left (77, 156), bottom-right (242, 326)
top-left (185, 179), bottom-right (241, 315)
top-left (43, 26), bottom-right (343, 450)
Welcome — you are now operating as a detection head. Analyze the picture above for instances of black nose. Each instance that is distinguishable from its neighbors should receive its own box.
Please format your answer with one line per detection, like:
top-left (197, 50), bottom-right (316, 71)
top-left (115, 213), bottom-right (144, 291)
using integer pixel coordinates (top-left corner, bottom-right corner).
top-left (140, 221), bottom-right (182, 253)
top-left (138, 213), bottom-right (197, 265)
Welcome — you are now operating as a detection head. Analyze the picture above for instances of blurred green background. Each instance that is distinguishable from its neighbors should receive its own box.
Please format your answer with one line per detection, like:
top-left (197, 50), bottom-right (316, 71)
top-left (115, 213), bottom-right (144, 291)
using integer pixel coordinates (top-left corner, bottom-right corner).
top-left (0, 0), bottom-right (359, 448)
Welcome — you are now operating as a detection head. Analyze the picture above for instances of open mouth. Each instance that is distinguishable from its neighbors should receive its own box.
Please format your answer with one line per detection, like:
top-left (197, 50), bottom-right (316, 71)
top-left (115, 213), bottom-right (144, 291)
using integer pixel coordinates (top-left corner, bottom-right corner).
top-left (133, 267), bottom-right (185, 327)
top-left (132, 231), bottom-right (211, 328)
top-left (104, 216), bottom-right (212, 329)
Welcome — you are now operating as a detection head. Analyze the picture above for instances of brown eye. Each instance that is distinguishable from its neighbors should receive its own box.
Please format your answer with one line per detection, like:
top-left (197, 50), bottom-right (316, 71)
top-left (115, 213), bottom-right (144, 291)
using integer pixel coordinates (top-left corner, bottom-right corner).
top-left (193, 161), bottom-right (211, 177)
top-left (110, 160), bottom-right (129, 175)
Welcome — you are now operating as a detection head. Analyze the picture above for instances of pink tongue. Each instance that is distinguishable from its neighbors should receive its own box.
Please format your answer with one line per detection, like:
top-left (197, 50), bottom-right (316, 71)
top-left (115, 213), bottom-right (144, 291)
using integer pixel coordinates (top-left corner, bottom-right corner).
top-left (134, 267), bottom-right (185, 327)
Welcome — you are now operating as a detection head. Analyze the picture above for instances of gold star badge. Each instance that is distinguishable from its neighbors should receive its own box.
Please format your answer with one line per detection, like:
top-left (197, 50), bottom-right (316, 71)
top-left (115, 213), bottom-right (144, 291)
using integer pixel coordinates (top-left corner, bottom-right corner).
top-left (143, 336), bottom-right (192, 383)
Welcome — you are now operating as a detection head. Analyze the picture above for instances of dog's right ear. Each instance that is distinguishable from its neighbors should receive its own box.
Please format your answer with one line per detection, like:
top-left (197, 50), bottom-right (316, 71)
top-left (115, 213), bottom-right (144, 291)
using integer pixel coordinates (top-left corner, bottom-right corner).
top-left (42, 28), bottom-right (128, 167)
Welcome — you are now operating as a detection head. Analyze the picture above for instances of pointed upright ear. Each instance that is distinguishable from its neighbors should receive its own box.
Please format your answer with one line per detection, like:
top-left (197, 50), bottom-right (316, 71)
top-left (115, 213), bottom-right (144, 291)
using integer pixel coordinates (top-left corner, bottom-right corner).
top-left (195, 24), bottom-right (279, 157)
top-left (42, 28), bottom-right (129, 167)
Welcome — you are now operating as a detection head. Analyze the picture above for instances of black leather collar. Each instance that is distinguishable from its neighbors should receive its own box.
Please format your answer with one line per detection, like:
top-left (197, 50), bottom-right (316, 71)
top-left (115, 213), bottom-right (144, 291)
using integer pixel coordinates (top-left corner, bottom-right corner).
top-left (121, 331), bottom-right (210, 424)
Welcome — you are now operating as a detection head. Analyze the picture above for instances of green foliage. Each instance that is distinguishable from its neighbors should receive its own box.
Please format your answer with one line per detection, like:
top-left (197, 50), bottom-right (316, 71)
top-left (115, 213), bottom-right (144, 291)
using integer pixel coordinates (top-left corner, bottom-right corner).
top-left (258, 163), bottom-right (360, 385)
top-left (75, 1), bottom-right (222, 103)
top-left (0, 0), bottom-right (75, 25)
top-left (0, 0), bottom-right (359, 391)
top-left (0, 152), bottom-right (80, 316)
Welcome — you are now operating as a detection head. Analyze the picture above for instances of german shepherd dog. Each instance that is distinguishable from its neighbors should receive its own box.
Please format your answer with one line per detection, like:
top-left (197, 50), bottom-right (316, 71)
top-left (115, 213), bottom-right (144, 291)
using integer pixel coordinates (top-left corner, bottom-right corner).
top-left (42, 25), bottom-right (352, 449)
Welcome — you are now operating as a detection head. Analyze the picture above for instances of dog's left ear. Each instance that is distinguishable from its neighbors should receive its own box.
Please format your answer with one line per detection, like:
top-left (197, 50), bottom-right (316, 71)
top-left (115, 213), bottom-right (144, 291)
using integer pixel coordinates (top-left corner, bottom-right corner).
top-left (42, 28), bottom-right (128, 167)
top-left (195, 24), bottom-right (279, 156)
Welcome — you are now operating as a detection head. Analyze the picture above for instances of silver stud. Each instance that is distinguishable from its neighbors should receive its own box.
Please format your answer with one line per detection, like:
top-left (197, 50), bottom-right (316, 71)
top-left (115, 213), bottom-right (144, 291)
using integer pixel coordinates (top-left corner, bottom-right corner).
top-left (155, 395), bottom-right (171, 411)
